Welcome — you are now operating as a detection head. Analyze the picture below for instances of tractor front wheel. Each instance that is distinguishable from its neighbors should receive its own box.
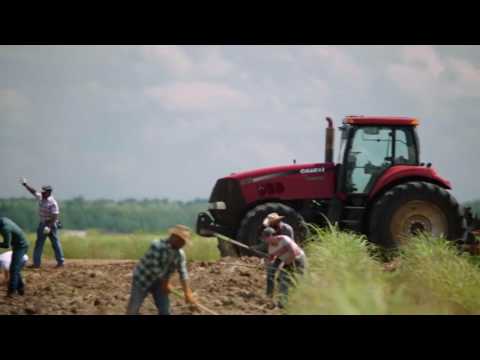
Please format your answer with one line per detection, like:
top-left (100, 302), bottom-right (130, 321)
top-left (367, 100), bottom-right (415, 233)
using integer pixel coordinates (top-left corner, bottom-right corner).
top-left (369, 181), bottom-right (466, 249)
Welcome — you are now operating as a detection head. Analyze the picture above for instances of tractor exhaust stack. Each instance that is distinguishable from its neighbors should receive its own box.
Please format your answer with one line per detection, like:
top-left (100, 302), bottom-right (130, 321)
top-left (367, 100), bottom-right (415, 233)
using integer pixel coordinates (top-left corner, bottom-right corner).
top-left (325, 117), bottom-right (335, 163)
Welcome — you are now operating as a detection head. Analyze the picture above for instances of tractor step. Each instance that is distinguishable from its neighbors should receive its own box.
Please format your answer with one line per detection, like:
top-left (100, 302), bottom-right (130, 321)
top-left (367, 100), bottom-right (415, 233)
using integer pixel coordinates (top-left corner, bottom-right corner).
top-left (340, 219), bottom-right (363, 232)
top-left (343, 206), bottom-right (366, 222)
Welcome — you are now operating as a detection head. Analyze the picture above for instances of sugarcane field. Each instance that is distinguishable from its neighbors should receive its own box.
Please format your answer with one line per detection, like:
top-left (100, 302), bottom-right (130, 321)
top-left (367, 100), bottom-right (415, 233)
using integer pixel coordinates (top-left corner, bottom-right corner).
top-left (2, 45), bottom-right (480, 316)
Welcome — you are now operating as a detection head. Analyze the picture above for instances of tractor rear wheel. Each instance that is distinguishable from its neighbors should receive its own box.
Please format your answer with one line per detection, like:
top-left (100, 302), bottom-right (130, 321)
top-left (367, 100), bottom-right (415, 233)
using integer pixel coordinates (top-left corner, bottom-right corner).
top-left (369, 181), bottom-right (466, 249)
top-left (236, 202), bottom-right (308, 257)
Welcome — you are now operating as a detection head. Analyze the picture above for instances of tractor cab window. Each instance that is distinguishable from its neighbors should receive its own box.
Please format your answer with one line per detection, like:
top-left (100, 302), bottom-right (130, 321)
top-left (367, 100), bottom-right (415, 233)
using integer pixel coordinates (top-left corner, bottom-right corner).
top-left (345, 126), bottom-right (393, 193)
top-left (394, 128), bottom-right (418, 165)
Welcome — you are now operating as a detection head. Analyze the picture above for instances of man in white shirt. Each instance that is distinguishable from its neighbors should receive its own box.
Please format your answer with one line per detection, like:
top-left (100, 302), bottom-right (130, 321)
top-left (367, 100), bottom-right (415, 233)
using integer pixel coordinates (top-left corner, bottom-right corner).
top-left (262, 227), bottom-right (306, 308)
top-left (20, 178), bottom-right (65, 268)
top-left (0, 251), bottom-right (29, 286)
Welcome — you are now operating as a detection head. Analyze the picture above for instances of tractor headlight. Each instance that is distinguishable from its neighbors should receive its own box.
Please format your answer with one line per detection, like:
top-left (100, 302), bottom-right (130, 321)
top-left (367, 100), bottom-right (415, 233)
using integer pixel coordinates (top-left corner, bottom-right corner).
top-left (208, 201), bottom-right (227, 210)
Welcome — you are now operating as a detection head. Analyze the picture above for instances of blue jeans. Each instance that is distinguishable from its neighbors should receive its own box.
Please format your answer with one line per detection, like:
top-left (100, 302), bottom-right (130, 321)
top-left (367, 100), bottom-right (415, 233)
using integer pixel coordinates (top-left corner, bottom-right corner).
top-left (33, 222), bottom-right (64, 267)
top-left (126, 279), bottom-right (171, 315)
top-left (9, 246), bottom-right (28, 293)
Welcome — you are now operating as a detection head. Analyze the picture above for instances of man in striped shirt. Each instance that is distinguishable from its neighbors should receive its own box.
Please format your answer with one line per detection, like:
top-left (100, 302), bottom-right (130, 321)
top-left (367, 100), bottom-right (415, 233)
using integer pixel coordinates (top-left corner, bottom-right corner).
top-left (20, 178), bottom-right (64, 268)
top-left (126, 225), bottom-right (198, 315)
top-left (262, 227), bottom-right (306, 308)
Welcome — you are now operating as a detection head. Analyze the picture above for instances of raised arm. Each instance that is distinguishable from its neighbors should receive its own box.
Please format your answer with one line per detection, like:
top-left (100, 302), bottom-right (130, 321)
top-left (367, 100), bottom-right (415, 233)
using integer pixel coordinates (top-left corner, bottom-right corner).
top-left (20, 178), bottom-right (38, 197)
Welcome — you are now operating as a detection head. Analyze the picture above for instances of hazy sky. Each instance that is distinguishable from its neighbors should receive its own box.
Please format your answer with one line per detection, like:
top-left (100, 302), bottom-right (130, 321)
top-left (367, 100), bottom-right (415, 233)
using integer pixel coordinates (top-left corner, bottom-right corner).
top-left (1, 45), bottom-right (479, 202)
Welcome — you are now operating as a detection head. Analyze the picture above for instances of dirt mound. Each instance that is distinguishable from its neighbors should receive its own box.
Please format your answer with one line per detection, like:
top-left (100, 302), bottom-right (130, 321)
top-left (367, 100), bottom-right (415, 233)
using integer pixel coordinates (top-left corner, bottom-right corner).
top-left (0, 257), bottom-right (282, 315)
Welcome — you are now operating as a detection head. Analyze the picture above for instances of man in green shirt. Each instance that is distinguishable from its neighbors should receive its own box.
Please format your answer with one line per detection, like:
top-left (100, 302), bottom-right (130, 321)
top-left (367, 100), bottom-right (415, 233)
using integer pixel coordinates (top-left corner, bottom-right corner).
top-left (0, 217), bottom-right (29, 297)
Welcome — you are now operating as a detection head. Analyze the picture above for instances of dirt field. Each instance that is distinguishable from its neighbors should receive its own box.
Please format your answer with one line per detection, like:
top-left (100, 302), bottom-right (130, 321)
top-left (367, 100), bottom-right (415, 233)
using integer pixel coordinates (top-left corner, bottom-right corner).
top-left (0, 257), bottom-right (282, 315)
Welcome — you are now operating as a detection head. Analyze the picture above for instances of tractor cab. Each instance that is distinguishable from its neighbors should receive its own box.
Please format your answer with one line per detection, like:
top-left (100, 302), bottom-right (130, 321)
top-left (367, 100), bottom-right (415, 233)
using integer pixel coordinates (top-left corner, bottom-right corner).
top-left (337, 116), bottom-right (420, 196)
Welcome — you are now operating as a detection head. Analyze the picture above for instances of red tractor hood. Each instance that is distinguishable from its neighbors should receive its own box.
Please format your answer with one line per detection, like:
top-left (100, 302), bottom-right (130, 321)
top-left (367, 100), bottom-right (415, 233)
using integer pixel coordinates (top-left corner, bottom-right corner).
top-left (226, 163), bottom-right (335, 182)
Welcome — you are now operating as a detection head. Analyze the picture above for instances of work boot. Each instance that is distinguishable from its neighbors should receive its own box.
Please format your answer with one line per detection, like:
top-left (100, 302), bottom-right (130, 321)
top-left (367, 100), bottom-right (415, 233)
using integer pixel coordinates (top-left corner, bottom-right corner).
top-left (18, 287), bottom-right (25, 296)
top-left (27, 264), bottom-right (40, 269)
top-left (55, 263), bottom-right (64, 269)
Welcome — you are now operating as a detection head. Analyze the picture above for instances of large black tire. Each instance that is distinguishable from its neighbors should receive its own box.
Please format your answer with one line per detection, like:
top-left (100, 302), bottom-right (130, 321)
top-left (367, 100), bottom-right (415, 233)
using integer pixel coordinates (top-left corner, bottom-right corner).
top-left (369, 181), bottom-right (466, 249)
top-left (236, 202), bottom-right (308, 257)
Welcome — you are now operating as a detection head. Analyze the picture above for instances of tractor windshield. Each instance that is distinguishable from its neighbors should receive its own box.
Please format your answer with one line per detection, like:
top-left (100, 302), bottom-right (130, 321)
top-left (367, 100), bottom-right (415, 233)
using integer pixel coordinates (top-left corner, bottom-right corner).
top-left (344, 126), bottom-right (419, 193)
top-left (345, 126), bottom-right (393, 193)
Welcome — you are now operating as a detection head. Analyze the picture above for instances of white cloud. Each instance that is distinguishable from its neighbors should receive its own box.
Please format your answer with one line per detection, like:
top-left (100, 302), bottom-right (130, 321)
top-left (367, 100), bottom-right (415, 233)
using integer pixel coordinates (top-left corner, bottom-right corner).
top-left (386, 46), bottom-right (446, 102)
top-left (145, 81), bottom-right (251, 112)
top-left (141, 45), bottom-right (235, 79)
top-left (447, 58), bottom-right (480, 97)
top-left (402, 45), bottom-right (445, 78)
top-left (387, 46), bottom-right (480, 100)
top-left (197, 46), bottom-right (234, 78)
top-left (305, 45), bottom-right (368, 86)
top-left (142, 45), bottom-right (193, 76)
top-left (387, 63), bottom-right (434, 96)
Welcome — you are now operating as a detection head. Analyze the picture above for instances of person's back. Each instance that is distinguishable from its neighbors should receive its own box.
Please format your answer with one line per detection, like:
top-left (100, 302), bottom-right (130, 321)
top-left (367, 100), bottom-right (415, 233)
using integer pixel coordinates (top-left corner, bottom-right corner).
top-left (0, 217), bottom-right (28, 249)
top-left (133, 239), bottom-right (187, 291)
top-left (277, 222), bottom-right (294, 240)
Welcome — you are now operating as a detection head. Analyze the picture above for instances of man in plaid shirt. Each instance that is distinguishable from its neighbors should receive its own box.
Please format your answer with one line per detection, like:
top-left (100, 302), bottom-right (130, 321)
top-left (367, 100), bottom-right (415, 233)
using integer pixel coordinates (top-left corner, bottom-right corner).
top-left (126, 225), bottom-right (198, 315)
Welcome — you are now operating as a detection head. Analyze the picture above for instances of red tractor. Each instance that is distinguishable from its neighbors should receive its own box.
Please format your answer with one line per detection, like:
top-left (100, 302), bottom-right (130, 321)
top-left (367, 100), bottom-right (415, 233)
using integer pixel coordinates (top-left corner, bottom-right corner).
top-left (197, 115), bottom-right (477, 256)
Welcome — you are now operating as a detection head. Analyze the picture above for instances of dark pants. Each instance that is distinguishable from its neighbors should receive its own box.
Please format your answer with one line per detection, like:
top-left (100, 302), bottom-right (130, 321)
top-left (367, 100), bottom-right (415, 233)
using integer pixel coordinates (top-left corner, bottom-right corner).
top-left (277, 256), bottom-right (306, 307)
top-left (33, 222), bottom-right (64, 267)
top-left (9, 246), bottom-right (28, 294)
top-left (126, 279), bottom-right (171, 315)
top-left (266, 258), bottom-right (282, 297)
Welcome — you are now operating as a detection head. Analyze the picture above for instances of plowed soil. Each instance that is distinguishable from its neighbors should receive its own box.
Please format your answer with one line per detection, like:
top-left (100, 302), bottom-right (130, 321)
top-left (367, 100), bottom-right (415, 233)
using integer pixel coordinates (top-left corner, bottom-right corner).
top-left (0, 257), bottom-right (282, 315)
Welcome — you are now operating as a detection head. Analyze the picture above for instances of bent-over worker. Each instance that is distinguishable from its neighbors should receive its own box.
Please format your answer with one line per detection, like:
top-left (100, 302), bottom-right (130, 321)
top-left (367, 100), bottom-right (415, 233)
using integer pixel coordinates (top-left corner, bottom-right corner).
top-left (126, 225), bottom-right (198, 315)
top-left (0, 217), bottom-right (29, 297)
top-left (262, 227), bottom-right (306, 308)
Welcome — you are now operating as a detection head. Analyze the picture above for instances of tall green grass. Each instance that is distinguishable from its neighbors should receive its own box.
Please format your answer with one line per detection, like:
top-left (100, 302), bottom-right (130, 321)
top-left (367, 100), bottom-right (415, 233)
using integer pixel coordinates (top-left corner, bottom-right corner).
top-left (287, 226), bottom-right (480, 315)
top-left (287, 227), bottom-right (404, 314)
top-left (392, 235), bottom-right (480, 314)
top-left (7, 230), bottom-right (220, 262)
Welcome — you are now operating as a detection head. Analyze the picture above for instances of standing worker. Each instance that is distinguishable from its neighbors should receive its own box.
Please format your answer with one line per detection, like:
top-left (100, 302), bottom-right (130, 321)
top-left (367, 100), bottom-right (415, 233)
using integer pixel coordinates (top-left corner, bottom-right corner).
top-left (0, 217), bottom-right (29, 297)
top-left (261, 227), bottom-right (306, 308)
top-left (256, 213), bottom-right (295, 298)
top-left (126, 225), bottom-right (198, 315)
top-left (20, 178), bottom-right (64, 268)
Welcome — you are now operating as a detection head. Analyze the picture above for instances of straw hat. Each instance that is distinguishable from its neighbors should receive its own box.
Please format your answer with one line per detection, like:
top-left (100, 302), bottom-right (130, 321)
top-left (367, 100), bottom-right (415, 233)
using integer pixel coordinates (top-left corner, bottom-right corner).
top-left (168, 224), bottom-right (192, 243)
top-left (262, 213), bottom-right (285, 227)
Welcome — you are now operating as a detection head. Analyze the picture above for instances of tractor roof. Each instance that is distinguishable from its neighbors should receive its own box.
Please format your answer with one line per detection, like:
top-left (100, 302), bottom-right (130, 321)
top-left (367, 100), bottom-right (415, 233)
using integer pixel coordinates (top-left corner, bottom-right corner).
top-left (344, 116), bottom-right (419, 126)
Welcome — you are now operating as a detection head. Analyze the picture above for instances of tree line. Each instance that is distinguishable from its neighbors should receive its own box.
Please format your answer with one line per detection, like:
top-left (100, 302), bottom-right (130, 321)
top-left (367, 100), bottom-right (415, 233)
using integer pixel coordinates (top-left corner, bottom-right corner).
top-left (0, 197), bottom-right (208, 233)
top-left (1, 197), bottom-right (479, 234)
